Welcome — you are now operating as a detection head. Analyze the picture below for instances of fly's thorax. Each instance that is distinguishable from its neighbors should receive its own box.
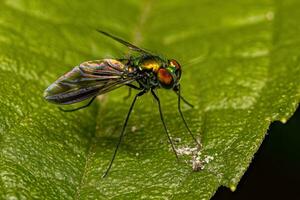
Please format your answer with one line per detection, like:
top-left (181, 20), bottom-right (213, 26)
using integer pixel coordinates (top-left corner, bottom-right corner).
top-left (129, 55), bottom-right (182, 90)
top-left (130, 55), bottom-right (161, 88)
top-left (139, 58), bottom-right (160, 72)
top-left (136, 55), bottom-right (164, 72)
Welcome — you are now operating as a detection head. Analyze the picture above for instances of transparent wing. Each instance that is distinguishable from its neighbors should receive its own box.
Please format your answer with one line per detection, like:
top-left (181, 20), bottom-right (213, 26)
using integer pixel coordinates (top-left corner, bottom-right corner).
top-left (96, 29), bottom-right (153, 55)
top-left (44, 59), bottom-right (134, 104)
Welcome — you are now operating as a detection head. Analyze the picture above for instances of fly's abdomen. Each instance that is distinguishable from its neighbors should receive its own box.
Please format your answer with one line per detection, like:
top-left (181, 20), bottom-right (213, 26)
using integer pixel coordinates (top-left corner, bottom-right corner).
top-left (44, 59), bottom-right (131, 104)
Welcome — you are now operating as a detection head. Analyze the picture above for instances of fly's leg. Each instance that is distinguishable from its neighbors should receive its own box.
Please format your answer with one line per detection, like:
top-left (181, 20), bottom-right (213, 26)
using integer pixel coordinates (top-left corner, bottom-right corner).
top-left (123, 88), bottom-right (132, 100)
top-left (173, 84), bottom-right (194, 108)
top-left (126, 83), bottom-right (142, 90)
top-left (179, 95), bottom-right (194, 108)
top-left (102, 89), bottom-right (146, 178)
top-left (123, 84), bottom-right (142, 100)
top-left (59, 96), bottom-right (96, 112)
top-left (151, 89), bottom-right (179, 160)
top-left (174, 84), bottom-right (201, 147)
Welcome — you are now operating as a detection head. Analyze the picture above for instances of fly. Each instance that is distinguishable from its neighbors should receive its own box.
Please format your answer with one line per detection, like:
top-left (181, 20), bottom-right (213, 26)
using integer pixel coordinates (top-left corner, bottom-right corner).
top-left (43, 30), bottom-right (200, 177)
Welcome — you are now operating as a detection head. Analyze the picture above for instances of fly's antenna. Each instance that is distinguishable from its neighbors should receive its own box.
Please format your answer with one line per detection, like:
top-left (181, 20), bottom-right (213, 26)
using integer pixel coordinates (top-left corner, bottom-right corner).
top-left (96, 29), bottom-right (152, 55)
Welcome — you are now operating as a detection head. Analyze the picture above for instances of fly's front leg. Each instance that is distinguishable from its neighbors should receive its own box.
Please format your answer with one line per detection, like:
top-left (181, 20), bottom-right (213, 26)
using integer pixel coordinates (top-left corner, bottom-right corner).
top-left (151, 89), bottom-right (179, 160)
top-left (173, 84), bottom-right (194, 108)
top-left (174, 84), bottom-right (200, 147)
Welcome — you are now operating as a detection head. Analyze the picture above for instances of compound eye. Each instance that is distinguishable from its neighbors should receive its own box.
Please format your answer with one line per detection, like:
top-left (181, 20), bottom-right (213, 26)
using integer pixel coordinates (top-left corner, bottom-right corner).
top-left (158, 68), bottom-right (174, 89)
top-left (169, 59), bottom-right (181, 79)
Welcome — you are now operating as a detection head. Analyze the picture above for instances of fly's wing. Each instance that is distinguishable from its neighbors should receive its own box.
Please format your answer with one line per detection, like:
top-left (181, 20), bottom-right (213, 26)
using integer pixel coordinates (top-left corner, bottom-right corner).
top-left (44, 59), bottom-right (134, 104)
top-left (97, 30), bottom-right (153, 55)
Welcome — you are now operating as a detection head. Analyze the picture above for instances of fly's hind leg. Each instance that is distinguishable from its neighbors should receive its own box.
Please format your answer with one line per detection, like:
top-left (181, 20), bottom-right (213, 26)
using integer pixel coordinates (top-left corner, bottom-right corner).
top-left (59, 96), bottom-right (96, 112)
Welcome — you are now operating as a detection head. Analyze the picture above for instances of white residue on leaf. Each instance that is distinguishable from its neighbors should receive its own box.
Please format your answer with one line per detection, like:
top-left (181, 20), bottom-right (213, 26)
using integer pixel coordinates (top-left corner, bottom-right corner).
top-left (172, 137), bottom-right (182, 143)
top-left (175, 143), bottom-right (214, 171)
top-left (203, 155), bottom-right (214, 164)
top-left (175, 146), bottom-right (198, 156)
top-left (131, 126), bottom-right (137, 132)
top-left (192, 155), bottom-right (203, 171)
top-left (192, 154), bottom-right (214, 171)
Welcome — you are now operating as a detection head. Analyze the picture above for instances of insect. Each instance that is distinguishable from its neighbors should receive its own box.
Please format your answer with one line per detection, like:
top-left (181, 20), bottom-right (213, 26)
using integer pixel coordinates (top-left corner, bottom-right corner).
top-left (44, 30), bottom-right (200, 177)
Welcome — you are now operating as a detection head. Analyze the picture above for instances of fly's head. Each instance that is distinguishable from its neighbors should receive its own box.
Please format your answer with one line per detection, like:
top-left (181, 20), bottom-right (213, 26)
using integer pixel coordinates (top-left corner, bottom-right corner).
top-left (157, 59), bottom-right (181, 89)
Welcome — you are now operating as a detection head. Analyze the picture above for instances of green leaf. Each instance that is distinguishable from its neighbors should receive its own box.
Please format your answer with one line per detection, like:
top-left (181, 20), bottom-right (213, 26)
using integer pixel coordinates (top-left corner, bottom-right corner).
top-left (1, 0), bottom-right (300, 199)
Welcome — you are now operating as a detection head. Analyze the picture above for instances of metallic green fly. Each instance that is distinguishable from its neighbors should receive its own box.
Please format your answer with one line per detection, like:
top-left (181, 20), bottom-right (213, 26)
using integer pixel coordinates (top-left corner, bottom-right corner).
top-left (44, 30), bottom-right (200, 177)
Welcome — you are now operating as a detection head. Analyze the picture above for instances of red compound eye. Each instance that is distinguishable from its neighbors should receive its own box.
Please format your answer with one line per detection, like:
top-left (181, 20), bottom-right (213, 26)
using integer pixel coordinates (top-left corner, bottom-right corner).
top-left (169, 59), bottom-right (181, 80)
top-left (169, 59), bottom-right (180, 70)
top-left (158, 68), bottom-right (174, 89)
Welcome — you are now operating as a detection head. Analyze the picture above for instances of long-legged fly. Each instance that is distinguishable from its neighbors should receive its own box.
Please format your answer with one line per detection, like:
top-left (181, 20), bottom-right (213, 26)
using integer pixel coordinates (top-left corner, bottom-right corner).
top-left (44, 30), bottom-right (200, 177)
